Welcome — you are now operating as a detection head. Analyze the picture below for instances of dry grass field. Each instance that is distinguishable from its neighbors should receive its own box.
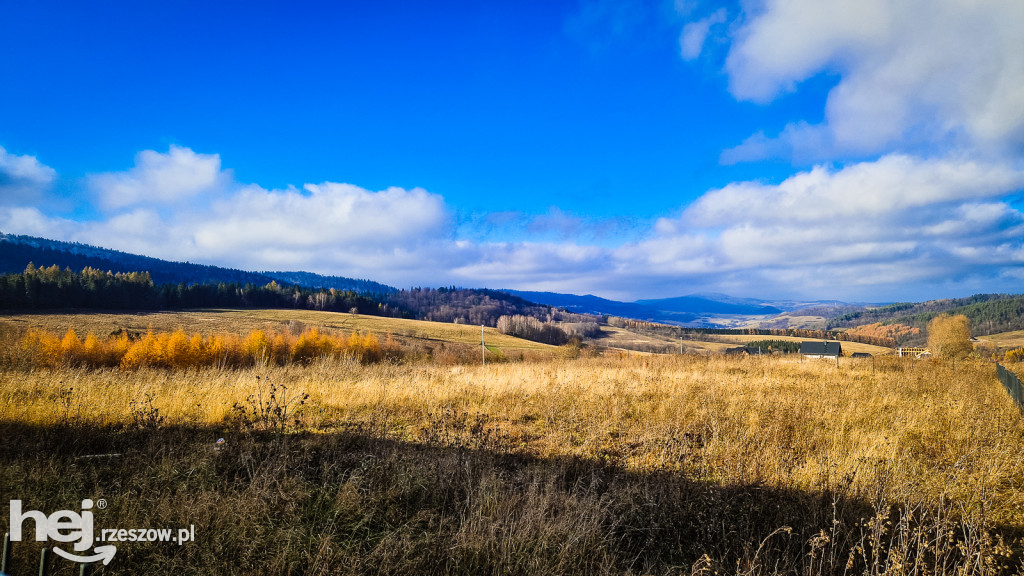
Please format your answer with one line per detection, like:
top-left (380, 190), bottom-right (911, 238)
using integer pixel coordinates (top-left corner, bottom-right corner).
top-left (0, 310), bottom-right (1021, 575)
top-left (0, 308), bottom-right (558, 355)
top-left (591, 325), bottom-right (891, 356)
top-left (981, 331), bottom-right (1024, 351)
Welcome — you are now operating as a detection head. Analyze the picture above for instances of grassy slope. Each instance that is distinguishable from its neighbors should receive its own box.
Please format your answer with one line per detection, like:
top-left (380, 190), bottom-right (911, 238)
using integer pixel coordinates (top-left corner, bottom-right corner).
top-left (979, 330), bottom-right (1024, 350)
top-left (0, 310), bottom-right (1018, 574)
top-left (0, 354), bottom-right (1020, 574)
top-left (591, 325), bottom-right (892, 355)
top-left (0, 308), bottom-right (557, 353)
top-left (1, 310), bottom-right (892, 360)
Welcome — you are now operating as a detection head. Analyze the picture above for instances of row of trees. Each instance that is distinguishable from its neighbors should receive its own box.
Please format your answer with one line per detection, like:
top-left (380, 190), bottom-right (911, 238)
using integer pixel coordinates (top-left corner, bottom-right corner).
top-left (0, 264), bottom-right (388, 314)
top-left (0, 266), bottom-right (594, 344)
top-left (1, 264), bottom-right (155, 309)
top-left (496, 315), bottom-right (573, 345)
top-left (386, 287), bottom-right (565, 327)
top-left (841, 322), bottom-right (921, 347)
top-left (744, 340), bottom-right (802, 354)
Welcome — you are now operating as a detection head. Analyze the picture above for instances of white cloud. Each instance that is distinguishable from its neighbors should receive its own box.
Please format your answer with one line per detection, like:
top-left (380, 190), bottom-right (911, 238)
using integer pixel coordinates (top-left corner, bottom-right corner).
top-left (6, 144), bottom-right (1024, 301)
top-left (2, 145), bottom-right (458, 286)
top-left (0, 207), bottom-right (78, 238)
top-left (684, 155), bottom-right (1024, 226)
top-left (679, 8), bottom-right (726, 60)
top-left (0, 146), bottom-right (56, 205)
top-left (720, 123), bottom-right (834, 165)
top-left (191, 182), bottom-right (450, 273)
top-left (88, 145), bottom-right (229, 209)
top-left (74, 183), bottom-right (453, 285)
top-left (616, 155), bottom-right (1024, 299)
top-left (75, 209), bottom-right (176, 259)
top-left (706, 0), bottom-right (1024, 159)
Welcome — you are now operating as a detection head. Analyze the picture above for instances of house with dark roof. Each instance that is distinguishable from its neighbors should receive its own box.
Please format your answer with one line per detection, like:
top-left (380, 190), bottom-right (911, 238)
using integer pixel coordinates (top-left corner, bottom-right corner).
top-left (800, 341), bottom-right (843, 359)
top-left (851, 352), bottom-right (872, 358)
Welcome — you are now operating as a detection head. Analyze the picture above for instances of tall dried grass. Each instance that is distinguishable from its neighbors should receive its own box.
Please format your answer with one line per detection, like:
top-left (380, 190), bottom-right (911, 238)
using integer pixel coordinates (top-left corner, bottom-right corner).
top-left (1, 344), bottom-right (1022, 574)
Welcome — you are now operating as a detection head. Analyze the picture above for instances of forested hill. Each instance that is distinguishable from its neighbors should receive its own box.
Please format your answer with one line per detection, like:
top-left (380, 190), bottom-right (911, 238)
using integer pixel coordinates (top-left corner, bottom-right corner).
top-left (827, 294), bottom-right (1024, 336)
top-left (263, 271), bottom-right (396, 294)
top-left (389, 287), bottom-right (591, 326)
top-left (0, 232), bottom-right (395, 295)
top-left (0, 234), bottom-right (580, 327)
top-left (0, 264), bottom-right (587, 329)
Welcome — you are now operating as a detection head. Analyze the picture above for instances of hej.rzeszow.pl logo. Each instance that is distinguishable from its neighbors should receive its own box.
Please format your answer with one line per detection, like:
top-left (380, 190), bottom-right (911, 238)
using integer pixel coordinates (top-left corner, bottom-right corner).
top-left (8, 499), bottom-right (196, 566)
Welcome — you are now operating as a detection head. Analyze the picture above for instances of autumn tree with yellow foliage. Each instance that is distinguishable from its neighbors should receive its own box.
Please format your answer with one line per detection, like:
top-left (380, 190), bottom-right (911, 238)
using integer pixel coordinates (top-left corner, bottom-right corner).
top-left (926, 314), bottom-right (973, 359)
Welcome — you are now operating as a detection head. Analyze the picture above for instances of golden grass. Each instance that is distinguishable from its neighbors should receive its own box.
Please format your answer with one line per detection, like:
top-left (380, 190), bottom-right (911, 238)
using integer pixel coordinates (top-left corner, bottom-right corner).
top-left (2, 311), bottom-right (1022, 574)
top-left (594, 325), bottom-right (893, 355)
top-left (3, 355), bottom-right (1019, 528)
top-left (0, 308), bottom-right (557, 354)
top-left (590, 325), bottom-right (670, 353)
top-left (707, 313), bottom-right (829, 330)
top-left (981, 330), bottom-right (1024, 350)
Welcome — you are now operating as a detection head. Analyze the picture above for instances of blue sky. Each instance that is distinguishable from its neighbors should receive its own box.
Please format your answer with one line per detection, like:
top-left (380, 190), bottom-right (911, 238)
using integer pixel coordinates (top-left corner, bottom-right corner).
top-left (1, 0), bottom-right (1023, 302)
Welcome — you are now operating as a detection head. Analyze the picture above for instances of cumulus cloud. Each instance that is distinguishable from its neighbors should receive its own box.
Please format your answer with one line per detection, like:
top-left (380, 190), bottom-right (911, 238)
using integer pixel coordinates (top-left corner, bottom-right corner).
top-left (616, 155), bottom-right (1024, 299)
top-left (0, 146), bottom-right (56, 205)
top-left (683, 155), bottom-right (1024, 226)
top-left (700, 0), bottom-right (1024, 160)
top-left (0, 207), bottom-right (79, 239)
top-left (6, 143), bottom-right (1024, 301)
top-left (88, 145), bottom-right (229, 209)
top-left (192, 182), bottom-right (450, 272)
top-left (0, 145), bottom-right (458, 286)
top-left (74, 184), bottom-right (453, 284)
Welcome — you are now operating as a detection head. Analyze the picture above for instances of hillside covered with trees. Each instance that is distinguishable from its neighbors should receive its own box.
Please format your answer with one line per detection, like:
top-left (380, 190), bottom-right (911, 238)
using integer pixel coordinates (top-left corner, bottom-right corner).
top-left (0, 232), bottom-right (395, 295)
top-left (0, 264), bottom-right (387, 314)
top-left (0, 265), bottom-right (584, 331)
top-left (827, 294), bottom-right (1024, 338)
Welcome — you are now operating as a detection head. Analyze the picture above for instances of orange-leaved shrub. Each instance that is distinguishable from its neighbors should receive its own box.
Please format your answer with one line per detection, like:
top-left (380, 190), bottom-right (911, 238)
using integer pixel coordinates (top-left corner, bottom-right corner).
top-left (19, 326), bottom-right (396, 369)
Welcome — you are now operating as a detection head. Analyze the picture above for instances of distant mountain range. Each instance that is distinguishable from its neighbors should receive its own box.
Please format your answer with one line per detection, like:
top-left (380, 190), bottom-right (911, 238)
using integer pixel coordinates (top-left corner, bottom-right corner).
top-left (6, 231), bottom-right (1022, 335)
top-left (0, 232), bottom-right (397, 295)
top-left (499, 289), bottom-right (833, 326)
top-left (0, 232), bottom-right (845, 324)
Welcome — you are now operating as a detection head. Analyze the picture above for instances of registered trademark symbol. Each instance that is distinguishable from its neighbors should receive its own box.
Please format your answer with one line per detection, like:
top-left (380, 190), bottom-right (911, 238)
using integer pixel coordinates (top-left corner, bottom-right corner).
top-left (97, 499), bottom-right (107, 510)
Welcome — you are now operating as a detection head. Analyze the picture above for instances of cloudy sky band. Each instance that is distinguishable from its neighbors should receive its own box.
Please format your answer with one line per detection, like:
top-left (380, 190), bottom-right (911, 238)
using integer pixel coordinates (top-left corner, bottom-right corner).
top-left (1, 0), bottom-right (1022, 301)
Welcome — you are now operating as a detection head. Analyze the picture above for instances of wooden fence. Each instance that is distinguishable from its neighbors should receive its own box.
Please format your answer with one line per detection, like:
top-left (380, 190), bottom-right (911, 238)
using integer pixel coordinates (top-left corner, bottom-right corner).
top-left (996, 363), bottom-right (1024, 415)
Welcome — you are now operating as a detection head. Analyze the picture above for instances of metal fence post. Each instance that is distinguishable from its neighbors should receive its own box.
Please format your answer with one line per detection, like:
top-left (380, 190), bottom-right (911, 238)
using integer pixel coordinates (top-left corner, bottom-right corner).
top-left (2, 532), bottom-right (11, 574)
top-left (38, 547), bottom-right (51, 576)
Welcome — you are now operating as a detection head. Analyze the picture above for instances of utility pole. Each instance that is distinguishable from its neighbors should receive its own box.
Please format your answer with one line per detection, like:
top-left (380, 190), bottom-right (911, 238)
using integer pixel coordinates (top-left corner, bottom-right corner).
top-left (481, 324), bottom-right (485, 366)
